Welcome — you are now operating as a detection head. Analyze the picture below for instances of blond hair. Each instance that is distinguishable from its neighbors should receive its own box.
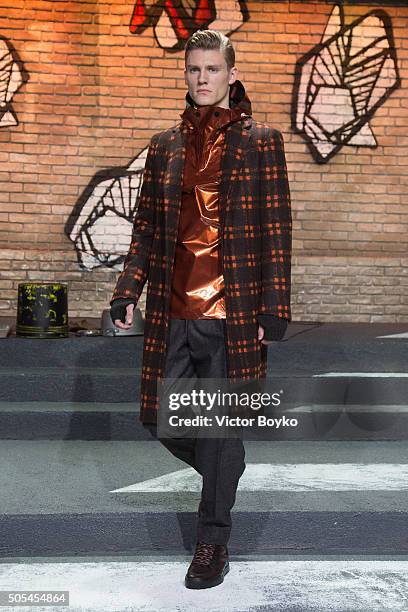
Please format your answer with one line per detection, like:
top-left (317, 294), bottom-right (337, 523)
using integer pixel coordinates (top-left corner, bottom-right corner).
top-left (184, 30), bottom-right (235, 72)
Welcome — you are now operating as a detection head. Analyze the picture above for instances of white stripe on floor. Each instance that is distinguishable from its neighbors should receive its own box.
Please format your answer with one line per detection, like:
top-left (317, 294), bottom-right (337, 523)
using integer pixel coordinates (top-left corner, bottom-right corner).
top-left (289, 404), bottom-right (408, 412)
top-left (314, 372), bottom-right (408, 377)
top-left (0, 560), bottom-right (407, 612)
top-left (377, 332), bottom-right (408, 338)
top-left (111, 463), bottom-right (408, 493)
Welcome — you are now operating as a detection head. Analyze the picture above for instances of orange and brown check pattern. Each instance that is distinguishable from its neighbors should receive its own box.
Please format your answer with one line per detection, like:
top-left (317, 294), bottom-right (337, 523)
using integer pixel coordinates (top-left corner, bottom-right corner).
top-left (111, 118), bottom-right (292, 423)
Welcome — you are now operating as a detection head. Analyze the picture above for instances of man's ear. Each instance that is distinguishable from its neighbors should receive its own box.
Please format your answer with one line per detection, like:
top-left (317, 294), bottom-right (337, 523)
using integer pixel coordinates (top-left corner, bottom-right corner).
top-left (229, 66), bottom-right (238, 85)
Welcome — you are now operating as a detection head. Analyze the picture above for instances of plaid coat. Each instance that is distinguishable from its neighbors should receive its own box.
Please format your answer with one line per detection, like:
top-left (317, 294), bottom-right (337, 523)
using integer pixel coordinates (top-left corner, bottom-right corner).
top-left (111, 90), bottom-right (292, 423)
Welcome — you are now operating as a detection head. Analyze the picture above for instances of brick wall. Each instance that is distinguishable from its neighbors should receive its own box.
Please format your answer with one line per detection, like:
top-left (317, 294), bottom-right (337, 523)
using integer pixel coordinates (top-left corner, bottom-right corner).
top-left (0, 1), bottom-right (407, 323)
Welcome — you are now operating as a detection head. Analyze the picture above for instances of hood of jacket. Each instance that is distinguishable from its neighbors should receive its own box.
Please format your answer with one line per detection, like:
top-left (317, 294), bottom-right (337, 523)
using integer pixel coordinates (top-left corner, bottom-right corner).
top-left (179, 79), bottom-right (252, 132)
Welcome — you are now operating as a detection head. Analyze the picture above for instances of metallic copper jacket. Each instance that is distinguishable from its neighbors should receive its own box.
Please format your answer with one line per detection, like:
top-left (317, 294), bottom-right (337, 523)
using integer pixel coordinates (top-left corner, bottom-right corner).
top-left (169, 91), bottom-right (251, 319)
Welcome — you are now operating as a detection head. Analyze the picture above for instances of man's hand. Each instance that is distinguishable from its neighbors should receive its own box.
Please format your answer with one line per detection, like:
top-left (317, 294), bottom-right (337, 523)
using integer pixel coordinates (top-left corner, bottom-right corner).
top-left (258, 324), bottom-right (276, 345)
top-left (114, 303), bottom-right (135, 329)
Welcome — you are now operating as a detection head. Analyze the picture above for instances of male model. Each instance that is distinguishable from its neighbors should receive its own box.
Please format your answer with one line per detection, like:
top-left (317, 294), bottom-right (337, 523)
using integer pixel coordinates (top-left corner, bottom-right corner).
top-left (110, 29), bottom-right (292, 589)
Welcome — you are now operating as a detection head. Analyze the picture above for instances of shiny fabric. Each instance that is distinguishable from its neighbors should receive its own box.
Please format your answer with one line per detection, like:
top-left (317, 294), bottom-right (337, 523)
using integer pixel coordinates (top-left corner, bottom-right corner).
top-left (169, 87), bottom-right (251, 319)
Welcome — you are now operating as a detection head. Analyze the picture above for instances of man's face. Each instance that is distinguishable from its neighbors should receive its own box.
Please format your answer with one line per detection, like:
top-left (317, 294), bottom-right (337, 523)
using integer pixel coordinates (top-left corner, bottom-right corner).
top-left (184, 48), bottom-right (238, 109)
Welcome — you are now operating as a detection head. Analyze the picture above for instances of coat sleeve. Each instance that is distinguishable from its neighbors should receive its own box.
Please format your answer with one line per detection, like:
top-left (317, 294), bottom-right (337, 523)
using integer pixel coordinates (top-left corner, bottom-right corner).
top-left (257, 128), bottom-right (292, 322)
top-left (110, 134), bottom-right (158, 306)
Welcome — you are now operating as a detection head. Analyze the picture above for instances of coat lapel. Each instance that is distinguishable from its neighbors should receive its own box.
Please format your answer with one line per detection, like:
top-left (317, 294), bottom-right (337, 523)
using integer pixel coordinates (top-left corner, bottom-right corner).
top-left (219, 119), bottom-right (253, 222)
top-left (162, 126), bottom-right (187, 291)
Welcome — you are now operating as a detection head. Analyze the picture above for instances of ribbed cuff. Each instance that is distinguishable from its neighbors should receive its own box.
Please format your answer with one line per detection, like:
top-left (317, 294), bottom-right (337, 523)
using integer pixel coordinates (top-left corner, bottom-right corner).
top-left (110, 298), bottom-right (136, 325)
top-left (257, 314), bottom-right (288, 341)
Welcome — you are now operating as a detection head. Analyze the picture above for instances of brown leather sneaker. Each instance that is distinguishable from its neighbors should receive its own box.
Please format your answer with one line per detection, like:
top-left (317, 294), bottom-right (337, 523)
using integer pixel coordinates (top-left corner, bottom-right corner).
top-left (185, 541), bottom-right (229, 589)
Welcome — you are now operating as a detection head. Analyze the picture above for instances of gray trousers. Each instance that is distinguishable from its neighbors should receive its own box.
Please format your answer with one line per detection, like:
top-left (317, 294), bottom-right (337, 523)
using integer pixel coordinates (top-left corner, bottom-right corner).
top-left (144, 318), bottom-right (246, 545)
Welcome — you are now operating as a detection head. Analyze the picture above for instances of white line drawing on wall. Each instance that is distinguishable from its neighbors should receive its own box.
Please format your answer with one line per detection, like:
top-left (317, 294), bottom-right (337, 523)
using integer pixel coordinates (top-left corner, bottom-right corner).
top-left (0, 35), bottom-right (25, 128)
top-left (291, 4), bottom-right (401, 163)
top-left (65, 148), bottom-right (148, 271)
